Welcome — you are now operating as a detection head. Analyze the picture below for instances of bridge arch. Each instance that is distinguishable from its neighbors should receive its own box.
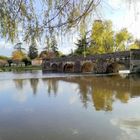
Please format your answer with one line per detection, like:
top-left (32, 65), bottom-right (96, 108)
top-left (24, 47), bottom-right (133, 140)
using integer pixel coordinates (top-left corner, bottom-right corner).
top-left (81, 62), bottom-right (94, 73)
top-left (106, 62), bottom-right (127, 73)
top-left (43, 61), bottom-right (50, 70)
top-left (51, 63), bottom-right (58, 72)
top-left (63, 63), bottom-right (74, 72)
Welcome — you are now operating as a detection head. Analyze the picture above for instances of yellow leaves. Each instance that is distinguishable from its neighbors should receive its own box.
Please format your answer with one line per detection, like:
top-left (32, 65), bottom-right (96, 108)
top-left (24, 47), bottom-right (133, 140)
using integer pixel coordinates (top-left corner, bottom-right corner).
top-left (129, 44), bottom-right (140, 50)
top-left (12, 51), bottom-right (26, 61)
top-left (90, 20), bottom-right (114, 54)
top-left (115, 28), bottom-right (132, 51)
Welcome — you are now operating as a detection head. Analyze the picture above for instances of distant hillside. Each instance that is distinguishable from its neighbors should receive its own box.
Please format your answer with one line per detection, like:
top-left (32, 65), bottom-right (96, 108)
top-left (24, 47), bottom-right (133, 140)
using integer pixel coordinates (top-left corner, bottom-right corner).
top-left (0, 56), bottom-right (9, 60)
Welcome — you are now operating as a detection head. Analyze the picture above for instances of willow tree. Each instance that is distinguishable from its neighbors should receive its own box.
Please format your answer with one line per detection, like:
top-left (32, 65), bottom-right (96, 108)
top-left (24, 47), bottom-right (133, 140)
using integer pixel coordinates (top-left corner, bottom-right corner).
top-left (0, 0), bottom-right (101, 44)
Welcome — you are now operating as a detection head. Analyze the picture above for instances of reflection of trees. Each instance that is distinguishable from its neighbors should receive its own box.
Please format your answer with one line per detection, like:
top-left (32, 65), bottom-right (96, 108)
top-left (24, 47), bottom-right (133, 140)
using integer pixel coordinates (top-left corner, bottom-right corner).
top-left (42, 78), bottom-right (58, 96)
top-left (87, 77), bottom-right (132, 111)
top-left (57, 75), bottom-right (140, 111)
top-left (12, 75), bottom-right (140, 111)
top-left (92, 89), bottom-right (113, 111)
top-left (30, 79), bottom-right (39, 95)
top-left (76, 77), bottom-right (92, 108)
top-left (13, 79), bottom-right (24, 90)
top-left (116, 92), bottom-right (130, 103)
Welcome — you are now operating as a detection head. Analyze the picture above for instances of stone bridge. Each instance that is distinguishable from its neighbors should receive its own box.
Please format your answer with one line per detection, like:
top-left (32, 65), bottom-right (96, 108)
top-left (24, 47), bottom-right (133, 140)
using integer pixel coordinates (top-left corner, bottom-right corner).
top-left (42, 49), bottom-right (140, 74)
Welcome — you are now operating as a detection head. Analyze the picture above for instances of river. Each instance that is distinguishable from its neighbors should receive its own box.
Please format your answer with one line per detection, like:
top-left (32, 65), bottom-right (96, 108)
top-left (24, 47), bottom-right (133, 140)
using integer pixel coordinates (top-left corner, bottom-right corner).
top-left (0, 71), bottom-right (140, 140)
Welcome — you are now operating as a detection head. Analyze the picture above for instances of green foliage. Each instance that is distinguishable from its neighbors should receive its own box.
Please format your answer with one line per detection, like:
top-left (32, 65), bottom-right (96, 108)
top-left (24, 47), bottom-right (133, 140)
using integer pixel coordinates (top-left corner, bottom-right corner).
top-left (90, 20), bottom-right (114, 54)
top-left (129, 39), bottom-right (140, 50)
top-left (42, 35), bottom-right (59, 58)
top-left (28, 42), bottom-right (38, 60)
top-left (74, 20), bottom-right (136, 55)
top-left (74, 34), bottom-right (89, 56)
top-left (14, 42), bottom-right (25, 52)
top-left (22, 58), bottom-right (31, 66)
top-left (12, 42), bottom-right (27, 60)
top-left (0, 55), bottom-right (9, 60)
top-left (12, 50), bottom-right (27, 61)
top-left (50, 36), bottom-right (58, 54)
top-left (0, 0), bottom-right (100, 43)
top-left (115, 28), bottom-right (132, 51)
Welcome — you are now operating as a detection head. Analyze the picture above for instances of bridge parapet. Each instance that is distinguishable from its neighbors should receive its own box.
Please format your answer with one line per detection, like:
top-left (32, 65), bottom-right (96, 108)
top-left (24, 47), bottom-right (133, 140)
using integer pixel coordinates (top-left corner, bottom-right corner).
top-left (130, 49), bottom-right (140, 73)
top-left (42, 49), bottom-right (140, 73)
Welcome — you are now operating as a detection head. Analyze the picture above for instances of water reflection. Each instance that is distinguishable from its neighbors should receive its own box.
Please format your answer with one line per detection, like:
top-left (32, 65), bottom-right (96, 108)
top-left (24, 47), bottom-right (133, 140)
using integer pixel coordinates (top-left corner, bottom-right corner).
top-left (1, 73), bottom-right (140, 140)
top-left (30, 79), bottom-right (39, 95)
top-left (42, 78), bottom-right (58, 96)
top-left (11, 74), bottom-right (140, 111)
top-left (13, 79), bottom-right (25, 90)
top-left (53, 75), bottom-right (140, 111)
top-left (111, 117), bottom-right (140, 140)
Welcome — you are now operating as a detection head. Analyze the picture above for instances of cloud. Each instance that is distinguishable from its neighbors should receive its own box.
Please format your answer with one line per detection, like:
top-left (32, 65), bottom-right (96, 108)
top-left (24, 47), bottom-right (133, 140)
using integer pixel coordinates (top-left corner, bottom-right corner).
top-left (111, 117), bottom-right (140, 140)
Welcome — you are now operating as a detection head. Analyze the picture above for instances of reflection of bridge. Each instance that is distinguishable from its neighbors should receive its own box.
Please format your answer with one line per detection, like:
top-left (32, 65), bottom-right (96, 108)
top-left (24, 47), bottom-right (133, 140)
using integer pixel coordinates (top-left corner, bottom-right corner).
top-left (50, 75), bottom-right (140, 111)
top-left (42, 49), bottom-right (140, 73)
top-left (12, 74), bottom-right (140, 111)
top-left (41, 75), bottom-right (140, 111)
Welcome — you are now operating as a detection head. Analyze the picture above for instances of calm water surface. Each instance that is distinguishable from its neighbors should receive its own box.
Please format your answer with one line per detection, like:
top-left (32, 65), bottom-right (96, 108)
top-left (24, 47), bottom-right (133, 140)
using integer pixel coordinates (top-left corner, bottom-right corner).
top-left (0, 71), bottom-right (140, 140)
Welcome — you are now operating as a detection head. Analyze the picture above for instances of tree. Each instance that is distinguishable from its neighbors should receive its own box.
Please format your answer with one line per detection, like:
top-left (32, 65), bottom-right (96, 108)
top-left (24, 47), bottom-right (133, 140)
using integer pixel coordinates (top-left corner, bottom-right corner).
top-left (7, 59), bottom-right (13, 67)
top-left (14, 43), bottom-right (25, 51)
top-left (12, 50), bottom-right (26, 61)
top-left (89, 20), bottom-right (114, 54)
top-left (0, 0), bottom-right (101, 43)
top-left (39, 35), bottom-right (59, 59)
top-left (129, 39), bottom-right (140, 49)
top-left (22, 58), bottom-right (31, 66)
top-left (115, 28), bottom-right (132, 51)
top-left (12, 42), bottom-right (27, 61)
top-left (28, 42), bottom-right (38, 60)
top-left (135, 39), bottom-right (140, 47)
top-left (50, 36), bottom-right (58, 55)
top-left (74, 33), bottom-right (89, 56)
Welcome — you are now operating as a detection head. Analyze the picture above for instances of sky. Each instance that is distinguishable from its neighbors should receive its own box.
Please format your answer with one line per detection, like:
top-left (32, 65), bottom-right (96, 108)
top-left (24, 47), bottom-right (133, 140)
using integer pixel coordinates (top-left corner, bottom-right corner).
top-left (0, 0), bottom-right (140, 57)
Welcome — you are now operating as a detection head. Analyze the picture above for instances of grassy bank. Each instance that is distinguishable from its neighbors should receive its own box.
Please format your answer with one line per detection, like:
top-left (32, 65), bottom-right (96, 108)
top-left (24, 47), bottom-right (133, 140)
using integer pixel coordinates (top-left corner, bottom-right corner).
top-left (0, 65), bottom-right (42, 72)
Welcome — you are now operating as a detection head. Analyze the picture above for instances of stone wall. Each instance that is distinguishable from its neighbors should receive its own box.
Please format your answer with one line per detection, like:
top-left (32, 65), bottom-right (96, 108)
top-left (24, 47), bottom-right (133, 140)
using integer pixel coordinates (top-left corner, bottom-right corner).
top-left (42, 49), bottom-right (140, 74)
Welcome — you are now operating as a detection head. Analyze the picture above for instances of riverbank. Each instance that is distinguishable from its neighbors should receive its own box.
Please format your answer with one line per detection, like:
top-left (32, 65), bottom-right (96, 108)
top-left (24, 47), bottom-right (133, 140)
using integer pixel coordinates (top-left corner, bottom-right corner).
top-left (0, 65), bottom-right (42, 72)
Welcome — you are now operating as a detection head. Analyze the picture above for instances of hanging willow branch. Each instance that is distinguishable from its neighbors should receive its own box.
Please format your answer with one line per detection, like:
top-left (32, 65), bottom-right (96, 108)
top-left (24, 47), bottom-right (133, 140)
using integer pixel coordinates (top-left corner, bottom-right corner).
top-left (0, 0), bottom-right (137, 43)
top-left (0, 0), bottom-right (102, 42)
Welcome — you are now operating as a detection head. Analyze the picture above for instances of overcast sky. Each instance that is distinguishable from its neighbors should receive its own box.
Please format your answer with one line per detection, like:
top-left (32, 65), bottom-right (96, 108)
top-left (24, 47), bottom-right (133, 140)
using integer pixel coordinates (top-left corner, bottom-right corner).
top-left (0, 0), bottom-right (140, 57)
